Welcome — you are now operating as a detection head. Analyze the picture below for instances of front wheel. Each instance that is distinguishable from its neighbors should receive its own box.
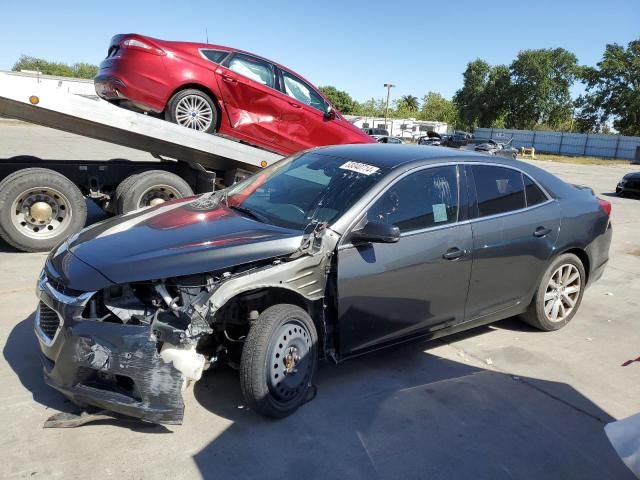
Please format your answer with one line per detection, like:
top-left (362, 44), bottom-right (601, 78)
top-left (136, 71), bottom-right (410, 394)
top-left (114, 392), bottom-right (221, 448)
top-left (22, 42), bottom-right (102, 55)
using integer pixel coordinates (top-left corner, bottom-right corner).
top-left (240, 304), bottom-right (318, 418)
top-left (165, 88), bottom-right (218, 133)
top-left (520, 253), bottom-right (586, 331)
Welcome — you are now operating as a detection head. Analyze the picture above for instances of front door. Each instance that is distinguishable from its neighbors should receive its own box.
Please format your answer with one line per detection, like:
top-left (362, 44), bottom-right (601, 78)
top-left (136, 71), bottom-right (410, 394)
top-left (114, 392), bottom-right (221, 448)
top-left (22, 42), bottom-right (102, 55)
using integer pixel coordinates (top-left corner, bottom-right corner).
top-left (336, 164), bottom-right (473, 356)
top-left (215, 53), bottom-right (282, 147)
top-left (275, 69), bottom-right (347, 152)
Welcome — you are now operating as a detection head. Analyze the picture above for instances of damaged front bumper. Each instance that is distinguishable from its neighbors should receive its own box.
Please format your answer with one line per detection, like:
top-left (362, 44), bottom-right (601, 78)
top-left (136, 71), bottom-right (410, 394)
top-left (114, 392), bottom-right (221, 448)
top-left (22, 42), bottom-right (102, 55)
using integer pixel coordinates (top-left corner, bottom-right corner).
top-left (35, 273), bottom-right (188, 425)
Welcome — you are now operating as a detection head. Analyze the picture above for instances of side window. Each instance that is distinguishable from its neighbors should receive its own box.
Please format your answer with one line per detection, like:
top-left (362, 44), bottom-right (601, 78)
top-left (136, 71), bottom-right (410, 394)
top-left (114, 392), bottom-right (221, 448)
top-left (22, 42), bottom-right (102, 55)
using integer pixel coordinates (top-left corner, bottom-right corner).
top-left (472, 165), bottom-right (525, 217)
top-left (523, 174), bottom-right (548, 206)
top-left (281, 71), bottom-right (326, 112)
top-left (368, 165), bottom-right (459, 232)
top-left (227, 54), bottom-right (275, 88)
top-left (201, 49), bottom-right (229, 64)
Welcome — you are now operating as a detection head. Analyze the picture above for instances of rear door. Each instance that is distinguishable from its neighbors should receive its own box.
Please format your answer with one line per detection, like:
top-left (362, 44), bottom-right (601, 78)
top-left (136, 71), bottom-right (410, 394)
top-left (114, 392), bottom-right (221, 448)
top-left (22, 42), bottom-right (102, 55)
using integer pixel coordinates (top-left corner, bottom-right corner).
top-left (465, 164), bottom-right (561, 320)
top-left (214, 53), bottom-right (282, 147)
top-left (337, 164), bottom-right (473, 356)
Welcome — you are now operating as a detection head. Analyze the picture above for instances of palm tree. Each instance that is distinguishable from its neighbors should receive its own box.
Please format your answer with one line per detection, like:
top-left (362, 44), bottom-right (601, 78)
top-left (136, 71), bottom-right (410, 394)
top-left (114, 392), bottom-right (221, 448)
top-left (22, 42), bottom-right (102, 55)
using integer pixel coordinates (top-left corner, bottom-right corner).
top-left (398, 95), bottom-right (419, 111)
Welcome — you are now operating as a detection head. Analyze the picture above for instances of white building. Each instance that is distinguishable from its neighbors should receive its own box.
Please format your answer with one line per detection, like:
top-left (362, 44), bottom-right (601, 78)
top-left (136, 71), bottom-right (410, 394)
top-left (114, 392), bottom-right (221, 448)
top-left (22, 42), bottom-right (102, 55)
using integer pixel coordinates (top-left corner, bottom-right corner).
top-left (345, 116), bottom-right (448, 140)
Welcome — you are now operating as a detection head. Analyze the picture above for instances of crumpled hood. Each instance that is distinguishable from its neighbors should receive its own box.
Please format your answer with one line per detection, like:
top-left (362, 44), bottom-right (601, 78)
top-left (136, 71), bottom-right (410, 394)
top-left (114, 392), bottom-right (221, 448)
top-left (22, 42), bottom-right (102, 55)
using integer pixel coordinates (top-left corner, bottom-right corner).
top-left (67, 197), bottom-right (304, 285)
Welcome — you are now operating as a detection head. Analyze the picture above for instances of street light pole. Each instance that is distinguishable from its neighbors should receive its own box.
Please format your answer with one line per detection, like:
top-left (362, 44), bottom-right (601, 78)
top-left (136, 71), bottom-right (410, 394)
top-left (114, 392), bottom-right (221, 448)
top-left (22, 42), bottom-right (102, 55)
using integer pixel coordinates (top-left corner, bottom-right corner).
top-left (384, 83), bottom-right (395, 133)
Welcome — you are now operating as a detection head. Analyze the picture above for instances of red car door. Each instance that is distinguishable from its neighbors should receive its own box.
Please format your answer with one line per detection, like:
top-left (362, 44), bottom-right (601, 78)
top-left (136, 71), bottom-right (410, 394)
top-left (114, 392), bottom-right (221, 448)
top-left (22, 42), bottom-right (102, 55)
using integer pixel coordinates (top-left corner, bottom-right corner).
top-left (276, 69), bottom-right (353, 151)
top-left (214, 53), bottom-right (282, 149)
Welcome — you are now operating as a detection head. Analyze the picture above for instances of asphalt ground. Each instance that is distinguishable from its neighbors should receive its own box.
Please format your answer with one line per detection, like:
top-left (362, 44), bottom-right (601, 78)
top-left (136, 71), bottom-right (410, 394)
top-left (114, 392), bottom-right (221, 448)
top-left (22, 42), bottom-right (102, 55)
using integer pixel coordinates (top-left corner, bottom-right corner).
top-left (1, 124), bottom-right (639, 479)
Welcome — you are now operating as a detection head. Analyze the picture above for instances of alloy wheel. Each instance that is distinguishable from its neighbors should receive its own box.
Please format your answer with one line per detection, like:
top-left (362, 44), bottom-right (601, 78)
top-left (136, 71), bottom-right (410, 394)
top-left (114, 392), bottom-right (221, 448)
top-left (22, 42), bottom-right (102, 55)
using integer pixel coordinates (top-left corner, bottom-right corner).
top-left (544, 263), bottom-right (581, 322)
top-left (174, 94), bottom-right (214, 131)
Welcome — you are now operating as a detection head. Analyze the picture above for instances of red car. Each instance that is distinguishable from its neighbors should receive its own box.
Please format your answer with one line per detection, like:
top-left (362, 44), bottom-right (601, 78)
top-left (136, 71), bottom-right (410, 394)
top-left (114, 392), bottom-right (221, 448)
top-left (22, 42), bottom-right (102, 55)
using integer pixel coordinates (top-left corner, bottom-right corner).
top-left (95, 34), bottom-right (374, 155)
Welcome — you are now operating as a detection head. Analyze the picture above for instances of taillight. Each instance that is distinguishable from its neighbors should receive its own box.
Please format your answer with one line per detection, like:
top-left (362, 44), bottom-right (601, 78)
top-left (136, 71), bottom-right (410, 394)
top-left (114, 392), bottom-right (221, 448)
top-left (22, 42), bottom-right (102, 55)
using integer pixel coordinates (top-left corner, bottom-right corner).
top-left (598, 197), bottom-right (612, 216)
top-left (121, 38), bottom-right (166, 56)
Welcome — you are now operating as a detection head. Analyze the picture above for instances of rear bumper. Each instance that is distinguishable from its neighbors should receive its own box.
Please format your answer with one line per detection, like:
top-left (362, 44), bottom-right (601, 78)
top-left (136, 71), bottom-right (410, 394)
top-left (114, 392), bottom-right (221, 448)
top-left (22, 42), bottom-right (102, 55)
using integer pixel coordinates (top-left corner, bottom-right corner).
top-left (586, 221), bottom-right (613, 287)
top-left (35, 273), bottom-right (185, 424)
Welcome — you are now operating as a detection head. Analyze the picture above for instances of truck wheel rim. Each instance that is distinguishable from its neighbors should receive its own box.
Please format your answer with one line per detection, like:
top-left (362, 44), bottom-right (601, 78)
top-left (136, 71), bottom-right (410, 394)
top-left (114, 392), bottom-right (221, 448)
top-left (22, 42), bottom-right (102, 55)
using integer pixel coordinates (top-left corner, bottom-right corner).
top-left (11, 187), bottom-right (72, 239)
top-left (544, 264), bottom-right (581, 322)
top-left (137, 185), bottom-right (181, 208)
top-left (267, 320), bottom-right (312, 402)
top-left (175, 95), bottom-right (213, 131)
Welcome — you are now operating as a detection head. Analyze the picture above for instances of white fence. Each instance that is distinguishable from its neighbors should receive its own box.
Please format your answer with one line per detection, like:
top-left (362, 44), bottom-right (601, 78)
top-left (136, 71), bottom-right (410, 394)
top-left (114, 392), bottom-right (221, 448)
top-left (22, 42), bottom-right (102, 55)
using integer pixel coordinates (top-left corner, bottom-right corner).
top-left (474, 127), bottom-right (640, 161)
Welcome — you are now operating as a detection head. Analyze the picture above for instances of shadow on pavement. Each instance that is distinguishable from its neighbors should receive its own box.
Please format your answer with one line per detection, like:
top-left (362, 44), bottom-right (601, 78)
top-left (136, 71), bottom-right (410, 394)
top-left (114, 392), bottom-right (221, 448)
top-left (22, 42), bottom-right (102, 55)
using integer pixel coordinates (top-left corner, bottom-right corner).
top-left (192, 338), bottom-right (633, 480)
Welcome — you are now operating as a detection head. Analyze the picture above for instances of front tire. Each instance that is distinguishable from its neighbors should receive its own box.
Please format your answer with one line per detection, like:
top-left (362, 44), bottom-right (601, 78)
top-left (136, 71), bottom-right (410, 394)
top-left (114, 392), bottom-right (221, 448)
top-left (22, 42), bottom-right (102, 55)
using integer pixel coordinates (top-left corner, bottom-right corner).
top-left (165, 88), bottom-right (218, 133)
top-left (520, 253), bottom-right (586, 331)
top-left (240, 304), bottom-right (318, 418)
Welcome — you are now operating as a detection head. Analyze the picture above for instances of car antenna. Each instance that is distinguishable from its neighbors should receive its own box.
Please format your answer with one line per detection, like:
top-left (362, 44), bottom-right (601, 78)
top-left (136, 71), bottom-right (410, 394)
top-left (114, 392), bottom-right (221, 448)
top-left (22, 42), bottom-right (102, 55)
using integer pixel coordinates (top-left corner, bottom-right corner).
top-left (205, 28), bottom-right (209, 44)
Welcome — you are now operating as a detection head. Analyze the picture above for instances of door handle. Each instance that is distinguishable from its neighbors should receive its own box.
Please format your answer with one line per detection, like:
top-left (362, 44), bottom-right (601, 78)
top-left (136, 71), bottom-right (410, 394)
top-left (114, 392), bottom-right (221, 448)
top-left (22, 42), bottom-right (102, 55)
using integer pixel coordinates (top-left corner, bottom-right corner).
top-left (533, 226), bottom-right (552, 238)
top-left (288, 101), bottom-right (302, 108)
top-left (443, 247), bottom-right (467, 260)
top-left (222, 74), bottom-right (237, 84)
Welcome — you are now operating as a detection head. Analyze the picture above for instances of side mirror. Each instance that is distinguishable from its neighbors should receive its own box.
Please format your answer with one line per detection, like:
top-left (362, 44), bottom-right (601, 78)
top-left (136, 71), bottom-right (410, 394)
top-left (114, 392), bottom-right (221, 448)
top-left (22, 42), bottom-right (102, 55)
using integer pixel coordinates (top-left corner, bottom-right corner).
top-left (350, 220), bottom-right (400, 244)
top-left (324, 105), bottom-right (336, 120)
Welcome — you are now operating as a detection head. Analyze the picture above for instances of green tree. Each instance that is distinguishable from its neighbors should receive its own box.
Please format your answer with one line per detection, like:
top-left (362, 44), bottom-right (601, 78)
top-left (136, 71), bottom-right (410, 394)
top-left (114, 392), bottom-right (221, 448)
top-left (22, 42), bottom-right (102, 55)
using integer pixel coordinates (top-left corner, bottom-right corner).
top-left (352, 98), bottom-right (386, 117)
top-left (397, 94), bottom-right (419, 112)
top-left (480, 65), bottom-right (511, 128)
top-left (318, 86), bottom-right (356, 114)
top-left (453, 59), bottom-right (491, 130)
top-left (12, 55), bottom-right (98, 79)
top-left (507, 48), bottom-right (578, 129)
top-left (419, 91), bottom-right (458, 126)
top-left (576, 39), bottom-right (640, 136)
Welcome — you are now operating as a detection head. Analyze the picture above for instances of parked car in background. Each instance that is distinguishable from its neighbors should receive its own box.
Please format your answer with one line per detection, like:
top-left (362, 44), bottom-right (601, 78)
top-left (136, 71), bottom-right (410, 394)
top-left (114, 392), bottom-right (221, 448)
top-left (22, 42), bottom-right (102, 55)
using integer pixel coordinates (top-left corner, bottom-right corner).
top-left (616, 172), bottom-right (640, 197)
top-left (35, 145), bottom-right (611, 423)
top-left (442, 131), bottom-right (472, 148)
top-left (95, 34), bottom-right (374, 155)
top-left (362, 127), bottom-right (390, 137)
top-left (376, 136), bottom-right (403, 144)
top-left (469, 138), bottom-right (519, 159)
top-left (418, 131), bottom-right (442, 146)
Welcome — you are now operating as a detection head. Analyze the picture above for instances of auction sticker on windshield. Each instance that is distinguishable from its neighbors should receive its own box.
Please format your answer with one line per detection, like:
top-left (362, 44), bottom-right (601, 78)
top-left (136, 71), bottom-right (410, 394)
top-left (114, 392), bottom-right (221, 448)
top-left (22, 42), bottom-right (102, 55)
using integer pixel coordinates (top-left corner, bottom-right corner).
top-left (339, 161), bottom-right (380, 176)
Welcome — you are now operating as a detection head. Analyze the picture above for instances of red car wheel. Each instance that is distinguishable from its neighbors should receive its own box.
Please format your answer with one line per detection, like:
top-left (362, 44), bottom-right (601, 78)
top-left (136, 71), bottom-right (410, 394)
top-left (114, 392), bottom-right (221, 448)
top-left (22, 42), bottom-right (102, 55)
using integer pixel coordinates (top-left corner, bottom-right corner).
top-left (165, 88), bottom-right (218, 133)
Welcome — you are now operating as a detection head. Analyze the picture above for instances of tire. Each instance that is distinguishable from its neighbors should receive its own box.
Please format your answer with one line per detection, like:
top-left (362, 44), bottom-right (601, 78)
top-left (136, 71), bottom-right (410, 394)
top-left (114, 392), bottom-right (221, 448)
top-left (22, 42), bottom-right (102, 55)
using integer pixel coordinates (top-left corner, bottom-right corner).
top-left (119, 170), bottom-right (194, 214)
top-left (520, 253), bottom-right (586, 331)
top-left (165, 88), bottom-right (218, 133)
top-left (0, 168), bottom-right (87, 252)
top-left (113, 172), bottom-right (142, 215)
top-left (240, 304), bottom-right (318, 418)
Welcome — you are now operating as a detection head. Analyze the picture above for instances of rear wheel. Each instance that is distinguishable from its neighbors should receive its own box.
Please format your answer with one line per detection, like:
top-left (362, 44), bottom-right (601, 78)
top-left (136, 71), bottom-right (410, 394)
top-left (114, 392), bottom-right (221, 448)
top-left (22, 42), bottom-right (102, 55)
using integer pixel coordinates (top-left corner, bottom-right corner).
top-left (165, 88), bottom-right (218, 133)
top-left (240, 304), bottom-right (318, 418)
top-left (0, 168), bottom-right (87, 252)
top-left (520, 253), bottom-right (586, 331)
top-left (118, 170), bottom-right (194, 214)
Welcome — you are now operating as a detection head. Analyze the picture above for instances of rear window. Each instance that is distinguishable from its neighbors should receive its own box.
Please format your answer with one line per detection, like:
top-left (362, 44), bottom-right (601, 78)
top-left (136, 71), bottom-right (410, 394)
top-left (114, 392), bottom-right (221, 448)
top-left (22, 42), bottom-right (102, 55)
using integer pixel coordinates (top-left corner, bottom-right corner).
top-left (523, 174), bottom-right (548, 206)
top-left (201, 49), bottom-right (229, 64)
top-left (472, 165), bottom-right (525, 217)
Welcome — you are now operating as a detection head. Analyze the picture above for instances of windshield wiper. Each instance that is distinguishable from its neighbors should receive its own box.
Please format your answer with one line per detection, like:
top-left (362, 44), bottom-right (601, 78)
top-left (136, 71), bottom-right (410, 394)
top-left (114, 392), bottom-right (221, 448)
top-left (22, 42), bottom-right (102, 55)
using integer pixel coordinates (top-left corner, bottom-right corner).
top-left (229, 205), bottom-right (270, 224)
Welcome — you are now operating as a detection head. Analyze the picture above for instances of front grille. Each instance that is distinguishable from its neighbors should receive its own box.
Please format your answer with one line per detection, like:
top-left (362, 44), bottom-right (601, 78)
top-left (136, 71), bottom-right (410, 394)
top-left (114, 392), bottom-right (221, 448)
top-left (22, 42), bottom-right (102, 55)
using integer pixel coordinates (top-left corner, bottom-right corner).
top-left (38, 301), bottom-right (61, 341)
top-left (626, 180), bottom-right (640, 190)
top-left (46, 274), bottom-right (85, 297)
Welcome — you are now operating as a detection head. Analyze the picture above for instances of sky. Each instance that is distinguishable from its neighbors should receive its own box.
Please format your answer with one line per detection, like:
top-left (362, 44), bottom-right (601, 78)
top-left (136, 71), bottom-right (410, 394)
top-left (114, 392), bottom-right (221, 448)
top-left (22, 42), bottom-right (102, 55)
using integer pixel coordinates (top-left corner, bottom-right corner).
top-left (1, 0), bottom-right (638, 104)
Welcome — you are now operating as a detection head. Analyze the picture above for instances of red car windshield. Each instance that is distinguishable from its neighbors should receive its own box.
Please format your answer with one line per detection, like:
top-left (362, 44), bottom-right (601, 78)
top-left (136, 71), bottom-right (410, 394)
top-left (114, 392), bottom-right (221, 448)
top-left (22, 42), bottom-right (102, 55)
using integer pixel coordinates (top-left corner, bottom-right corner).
top-left (226, 152), bottom-right (387, 230)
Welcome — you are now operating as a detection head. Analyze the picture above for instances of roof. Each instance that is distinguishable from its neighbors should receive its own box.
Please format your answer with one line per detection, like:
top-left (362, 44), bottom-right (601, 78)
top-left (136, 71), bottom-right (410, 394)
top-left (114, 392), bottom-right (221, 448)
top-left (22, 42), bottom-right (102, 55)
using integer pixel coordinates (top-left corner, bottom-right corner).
top-left (313, 143), bottom-right (500, 169)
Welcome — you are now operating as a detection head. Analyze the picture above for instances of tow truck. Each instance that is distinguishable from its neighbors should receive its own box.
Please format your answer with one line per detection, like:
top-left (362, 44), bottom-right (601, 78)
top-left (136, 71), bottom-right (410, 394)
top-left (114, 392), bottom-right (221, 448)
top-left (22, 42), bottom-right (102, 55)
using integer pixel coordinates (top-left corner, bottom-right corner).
top-left (0, 71), bottom-right (284, 252)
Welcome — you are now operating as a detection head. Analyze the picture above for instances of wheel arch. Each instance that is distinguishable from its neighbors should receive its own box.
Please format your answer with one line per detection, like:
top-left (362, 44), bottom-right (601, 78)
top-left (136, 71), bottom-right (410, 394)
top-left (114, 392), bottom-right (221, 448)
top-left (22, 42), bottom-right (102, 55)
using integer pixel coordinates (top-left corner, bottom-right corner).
top-left (165, 83), bottom-right (223, 129)
top-left (557, 247), bottom-right (591, 284)
top-left (212, 285), bottom-right (329, 356)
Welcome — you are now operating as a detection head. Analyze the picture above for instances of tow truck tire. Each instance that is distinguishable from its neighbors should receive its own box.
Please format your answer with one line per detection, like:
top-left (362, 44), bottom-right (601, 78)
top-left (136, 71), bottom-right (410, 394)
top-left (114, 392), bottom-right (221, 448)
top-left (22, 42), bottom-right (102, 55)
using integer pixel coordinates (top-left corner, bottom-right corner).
top-left (165, 88), bottom-right (218, 134)
top-left (119, 170), bottom-right (194, 214)
top-left (113, 172), bottom-right (142, 215)
top-left (0, 168), bottom-right (87, 252)
top-left (240, 304), bottom-right (318, 418)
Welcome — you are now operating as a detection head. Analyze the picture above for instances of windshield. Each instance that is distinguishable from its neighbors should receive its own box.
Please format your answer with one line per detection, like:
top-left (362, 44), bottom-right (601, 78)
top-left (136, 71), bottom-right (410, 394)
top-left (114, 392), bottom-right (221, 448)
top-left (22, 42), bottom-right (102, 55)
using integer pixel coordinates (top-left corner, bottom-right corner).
top-left (226, 152), bottom-right (387, 230)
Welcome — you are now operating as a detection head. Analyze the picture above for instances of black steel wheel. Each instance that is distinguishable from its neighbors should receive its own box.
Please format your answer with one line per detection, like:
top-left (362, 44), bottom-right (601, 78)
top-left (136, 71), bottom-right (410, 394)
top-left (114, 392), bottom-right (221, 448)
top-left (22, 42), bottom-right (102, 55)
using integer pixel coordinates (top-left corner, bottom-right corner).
top-left (240, 304), bottom-right (318, 418)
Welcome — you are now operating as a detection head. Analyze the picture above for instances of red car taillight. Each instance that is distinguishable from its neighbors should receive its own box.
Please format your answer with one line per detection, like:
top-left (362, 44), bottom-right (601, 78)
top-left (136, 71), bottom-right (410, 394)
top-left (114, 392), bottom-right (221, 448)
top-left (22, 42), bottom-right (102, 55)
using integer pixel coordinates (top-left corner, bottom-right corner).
top-left (597, 197), bottom-right (612, 216)
top-left (121, 38), bottom-right (166, 56)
